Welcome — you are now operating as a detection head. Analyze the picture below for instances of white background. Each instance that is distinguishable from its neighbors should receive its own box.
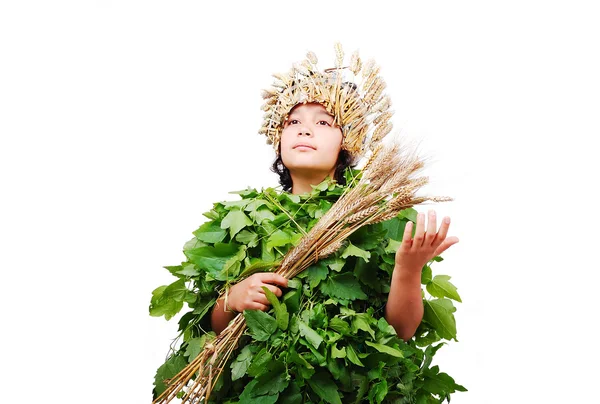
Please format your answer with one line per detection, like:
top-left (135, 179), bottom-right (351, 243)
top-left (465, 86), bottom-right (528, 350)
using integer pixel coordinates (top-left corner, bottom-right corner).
top-left (1, 1), bottom-right (598, 403)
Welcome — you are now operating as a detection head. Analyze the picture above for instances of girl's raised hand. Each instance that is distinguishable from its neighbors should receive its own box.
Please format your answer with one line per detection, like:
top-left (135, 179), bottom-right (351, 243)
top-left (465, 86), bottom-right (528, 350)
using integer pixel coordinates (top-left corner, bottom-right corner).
top-left (227, 273), bottom-right (288, 312)
top-left (395, 210), bottom-right (459, 273)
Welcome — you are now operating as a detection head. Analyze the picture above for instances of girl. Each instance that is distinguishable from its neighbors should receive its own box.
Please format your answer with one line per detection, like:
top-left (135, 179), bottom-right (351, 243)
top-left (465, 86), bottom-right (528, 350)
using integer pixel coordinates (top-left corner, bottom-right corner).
top-left (210, 52), bottom-right (459, 340)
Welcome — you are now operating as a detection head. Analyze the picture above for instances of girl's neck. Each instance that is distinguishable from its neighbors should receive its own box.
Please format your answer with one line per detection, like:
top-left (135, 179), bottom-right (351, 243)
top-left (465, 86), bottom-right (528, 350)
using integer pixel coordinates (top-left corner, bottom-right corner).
top-left (290, 169), bottom-right (335, 195)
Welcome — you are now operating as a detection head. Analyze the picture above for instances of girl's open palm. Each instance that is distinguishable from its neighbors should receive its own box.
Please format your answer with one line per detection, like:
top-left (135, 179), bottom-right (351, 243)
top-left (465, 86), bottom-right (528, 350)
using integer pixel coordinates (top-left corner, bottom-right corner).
top-left (395, 210), bottom-right (459, 272)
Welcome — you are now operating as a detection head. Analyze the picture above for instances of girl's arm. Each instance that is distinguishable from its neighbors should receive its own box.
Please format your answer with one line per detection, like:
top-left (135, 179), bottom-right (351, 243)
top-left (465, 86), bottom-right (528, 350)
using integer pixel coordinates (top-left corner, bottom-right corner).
top-left (385, 266), bottom-right (424, 341)
top-left (385, 210), bottom-right (459, 341)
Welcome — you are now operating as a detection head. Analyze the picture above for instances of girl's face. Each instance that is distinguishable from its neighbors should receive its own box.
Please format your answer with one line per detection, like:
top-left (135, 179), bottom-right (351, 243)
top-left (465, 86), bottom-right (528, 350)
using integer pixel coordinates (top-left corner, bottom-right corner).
top-left (280, 103), bottom-right (343, 178)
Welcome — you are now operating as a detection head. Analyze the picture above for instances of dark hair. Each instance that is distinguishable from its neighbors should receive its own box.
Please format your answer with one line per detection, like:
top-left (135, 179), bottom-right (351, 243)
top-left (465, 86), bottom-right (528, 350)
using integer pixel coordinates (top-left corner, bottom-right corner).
top-left (271, 149), bottom-right (355, 192)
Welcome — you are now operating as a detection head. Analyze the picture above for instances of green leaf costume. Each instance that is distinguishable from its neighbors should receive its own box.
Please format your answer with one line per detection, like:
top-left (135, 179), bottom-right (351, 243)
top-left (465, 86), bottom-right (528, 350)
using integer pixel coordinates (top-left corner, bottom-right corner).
top-left (150, 170), bottom-right (466, 402)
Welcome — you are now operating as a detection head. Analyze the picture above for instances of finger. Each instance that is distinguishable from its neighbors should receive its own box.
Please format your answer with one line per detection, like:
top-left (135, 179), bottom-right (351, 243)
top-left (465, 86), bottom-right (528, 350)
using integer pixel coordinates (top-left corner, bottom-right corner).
top-left (412, 212), bottom-right (426, 250)
top-left (261, 284), bottom-right (283, 297)
top-left (400, 221), bottom-right (413, 251)
top-left (433, 216), bottom-right (451, 246)
top-left (254, 293), bottom-right (270, 306)
top-left (433, 236), bottom-right (459, 257)
top-left (260, 273), bottom-right (289, 288)
top-left (246, 302), bottom-right (269, 312)
top-left (425, 210), bottom-right (437, 246)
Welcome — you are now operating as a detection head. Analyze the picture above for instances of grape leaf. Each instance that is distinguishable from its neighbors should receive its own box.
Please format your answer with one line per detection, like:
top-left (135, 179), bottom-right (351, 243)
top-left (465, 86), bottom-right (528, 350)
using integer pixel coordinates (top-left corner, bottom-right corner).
top-left (238, 380), bottom-right (279, 404)
top-left (221, 209), bottom-right (252, 238)
top-left (421, 265), bottom-right (432, 285)
top-left (427, 275), bottom-right (462, 302)
top-left (340, 242), bottom-right (371, 262)
top-left (153, 354), bottom-right (187, 398)
top-left (236, 229), bottom-right (259, 248)
top-left (298, 320), bottom-right (323, 349)
top-left (307, 262), bottom-right (329, 288)
top-left (424, 299), bottom-right (457, 340)
top-left (193, 220), bottom-right (227, 243)
top-left (307, 372), bottom-right (342, 404)
top-left (266, 229), bottom-right (302, 249)
top-left (231, 345), bottom-right (253, 381)
top-left (345, 344), bottom-right (364, 366)
top-left (244, 310), bottom-right (277, 341)
top-left (320, 273), bottom-right (367, 301)
top-left (248, 348), bottom-right (272, 377)
top-left (365, 341), bottom-right (404, 358)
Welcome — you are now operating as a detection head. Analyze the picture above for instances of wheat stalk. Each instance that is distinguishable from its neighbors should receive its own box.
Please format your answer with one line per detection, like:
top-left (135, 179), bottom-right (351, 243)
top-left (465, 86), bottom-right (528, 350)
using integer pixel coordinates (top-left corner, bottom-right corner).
top-left (152, 141), bottom-right (452, 403)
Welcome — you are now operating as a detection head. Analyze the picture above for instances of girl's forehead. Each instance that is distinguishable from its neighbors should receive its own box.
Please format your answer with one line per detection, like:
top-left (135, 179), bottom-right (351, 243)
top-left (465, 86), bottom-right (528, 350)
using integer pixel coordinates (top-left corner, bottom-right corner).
top-left (289, 103), bottom-right (332, 116)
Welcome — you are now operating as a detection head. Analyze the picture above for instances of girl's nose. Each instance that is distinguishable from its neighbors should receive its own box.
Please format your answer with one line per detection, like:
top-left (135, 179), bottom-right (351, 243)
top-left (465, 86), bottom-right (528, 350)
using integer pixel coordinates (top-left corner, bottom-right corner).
top-left (298, 125), bottom-right (313, 137)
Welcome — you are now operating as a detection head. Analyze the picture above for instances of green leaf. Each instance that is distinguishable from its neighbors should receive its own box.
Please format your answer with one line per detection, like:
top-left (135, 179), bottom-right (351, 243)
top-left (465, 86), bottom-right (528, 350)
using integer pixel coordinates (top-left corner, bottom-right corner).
top-left (345, 344), bottom-right (364, 366)
top-left (328, 317), bottom-right (351, 335)
top-left (298, 320), bottom-right (323, 349)
top-left (239, 380), bottom-right (279, 404)
top-left (288, 351), bottom-right (315, 379)
top-left (149, 281), bottom-right (185, 320)
top-left (175, 263), bottom-right (199, 277)
top-left (340, 242), bottom-right (371, 262)
top-left (266, 229), bottom-right (302, 249)
top-left (320, 273), bottom-right (367, 301)
top-left (262, 286), bottom-right (289, 330)
top-left (280, 383), bottom-right (303, 404)
top-left (184, 337), bottom-right (204, 360)
top-left (422, 368), bottom-right (467, 395)
top-left (185, 243), bottom-right (242, 281)
top-left (377, 317), bottom-right (397, 336)
top-left (384, 238), bottom-right (402, 254)
top-left (153, 354), bottom-right (187, 399)
top-left (331, 343), bottom-right (346, 359)
top-left (248, 348), bottom-right (272, 377)
top-left (426, 275), bottom-right (462, 302)
top-left (284, 193), bottom-right (300, 203)
top-left (231, 345), bottom-right (253, 381)
top-left (421, 265), bottom-right (432, 284)
top-left (369, 380), bottom-right (388, 404)
top-left (326, 257), bottom-right (345, 272)
top-left (236, 229), bottom-right (259, 248)
top-left (244, 198), bottom-right (271, 212)
top-left (193, 220), bottom-right (227, 243)
top-left (250, 207), bottom-right (276, 224)
top-left (307, 372), bottom-right (343, 404)
top-left (252, 364), bottom-right (289, 396)
top-left (221, 209), bottom-right (252, 238)
top-left (282, 289), bottom-right (301, 314)
top-left (399, 207), bottom-right (418, 222)
top-left (190, 297), bottom-right (216, 319)
top-left (244, 310), bottom-right (278, 341)
top-left (183, 237), bottom-right (207, 252)
top-left (307, 262), bottom-right (329, 288)
top-left (352, 315), bottom-right (376, 339)
top-left (365, 341), bottom-right (404, 358)
top-left (424, 299), bottom-right (457, 340)
top-left (381, 216), bottom-right (407, 241)
top-left (415, 330), bottom-right (441, 347)
top-left (239, 259), bottom-right (280, 278)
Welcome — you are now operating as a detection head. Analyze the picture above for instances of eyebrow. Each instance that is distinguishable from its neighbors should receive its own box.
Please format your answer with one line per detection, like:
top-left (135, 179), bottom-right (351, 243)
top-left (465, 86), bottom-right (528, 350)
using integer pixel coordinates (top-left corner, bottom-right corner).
top-left (289, 110), bottom-right (333, 119)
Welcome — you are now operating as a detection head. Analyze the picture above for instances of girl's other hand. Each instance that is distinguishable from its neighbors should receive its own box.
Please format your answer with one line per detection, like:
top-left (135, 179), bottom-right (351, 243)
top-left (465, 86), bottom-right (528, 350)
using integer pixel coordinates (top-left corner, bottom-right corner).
top-left (227, 273), bottom-right (288, 312)
top-left (395, 210), bottom-right (459, 274)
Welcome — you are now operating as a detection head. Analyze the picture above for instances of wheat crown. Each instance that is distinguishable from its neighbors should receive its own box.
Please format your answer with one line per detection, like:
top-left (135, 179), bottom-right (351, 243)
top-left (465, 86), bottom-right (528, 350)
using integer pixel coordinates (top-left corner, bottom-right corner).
top-left (259, 43), bottom-right (394, 162)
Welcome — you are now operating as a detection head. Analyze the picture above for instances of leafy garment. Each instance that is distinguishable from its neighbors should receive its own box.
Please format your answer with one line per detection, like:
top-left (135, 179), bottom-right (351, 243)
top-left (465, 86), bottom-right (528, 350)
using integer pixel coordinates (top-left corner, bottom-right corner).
top-left (150, 171), bottom-right (466, 403)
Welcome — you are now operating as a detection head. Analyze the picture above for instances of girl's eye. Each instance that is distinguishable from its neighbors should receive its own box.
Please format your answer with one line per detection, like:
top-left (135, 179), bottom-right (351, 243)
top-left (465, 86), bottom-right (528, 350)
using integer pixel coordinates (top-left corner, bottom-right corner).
top-left (288, 119), bottom-right (300, 125)
top-left (318, 120), bottom-right (331, 126)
